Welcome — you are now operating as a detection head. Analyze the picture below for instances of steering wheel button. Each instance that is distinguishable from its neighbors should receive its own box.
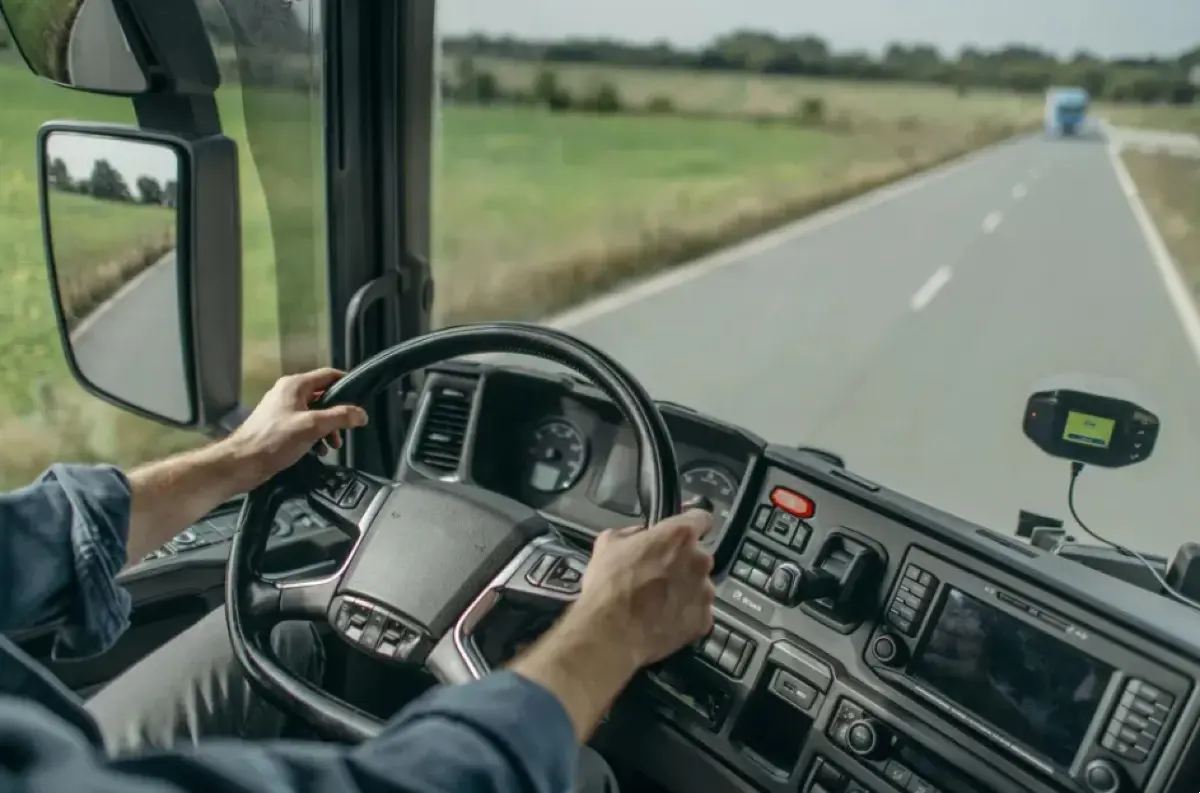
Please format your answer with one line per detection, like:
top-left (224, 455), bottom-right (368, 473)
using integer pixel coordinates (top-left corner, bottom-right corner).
top-left (338, 480), bottom-right (367, 509)
top-left (360, 611), bottom-right (387, 648)
top-left (525, 554), bottom-right (558, 586)
top-left (543, 557), bottom-right (585, 593)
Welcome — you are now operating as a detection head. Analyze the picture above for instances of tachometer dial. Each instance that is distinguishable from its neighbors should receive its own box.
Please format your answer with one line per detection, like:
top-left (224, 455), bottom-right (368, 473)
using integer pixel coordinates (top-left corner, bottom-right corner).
top-left (525, 419), bottom-right (589, 493)
top-left (681, 463), bottom-right (739, 525)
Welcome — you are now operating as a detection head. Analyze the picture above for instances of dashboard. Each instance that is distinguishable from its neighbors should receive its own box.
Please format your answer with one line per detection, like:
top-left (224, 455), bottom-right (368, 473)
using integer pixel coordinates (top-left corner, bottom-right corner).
top-left (123, 360), bottom-right (1200, 793)
top-left (400, 362), bottom-right (1200, 793)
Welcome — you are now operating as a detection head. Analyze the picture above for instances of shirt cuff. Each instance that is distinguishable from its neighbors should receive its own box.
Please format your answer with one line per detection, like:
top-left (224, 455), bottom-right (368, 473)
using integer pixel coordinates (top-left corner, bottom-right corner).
top-left (391, 671), bottom-right (577, 793)
top-left (45, 464), bottom-right (134, 660)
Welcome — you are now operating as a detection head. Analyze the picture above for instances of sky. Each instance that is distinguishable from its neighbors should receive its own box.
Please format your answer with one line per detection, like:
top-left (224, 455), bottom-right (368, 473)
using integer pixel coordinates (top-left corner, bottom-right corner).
top-left (438, 0), bottom-right (1199, 60)
top-left (46, 132), bottom-right (178, 185)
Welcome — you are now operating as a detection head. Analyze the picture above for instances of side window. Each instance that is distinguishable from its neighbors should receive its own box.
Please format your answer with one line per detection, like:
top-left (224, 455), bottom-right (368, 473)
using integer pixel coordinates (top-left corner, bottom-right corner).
top-left (0, 13), bottom-right (312, 488)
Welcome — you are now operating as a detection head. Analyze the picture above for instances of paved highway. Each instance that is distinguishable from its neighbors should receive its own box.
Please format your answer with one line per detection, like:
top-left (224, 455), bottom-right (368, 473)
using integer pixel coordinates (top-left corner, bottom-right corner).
top-left (531, 133), bottom-right (1200, 558)
top-left (71, 253), bottom-right (191, 423)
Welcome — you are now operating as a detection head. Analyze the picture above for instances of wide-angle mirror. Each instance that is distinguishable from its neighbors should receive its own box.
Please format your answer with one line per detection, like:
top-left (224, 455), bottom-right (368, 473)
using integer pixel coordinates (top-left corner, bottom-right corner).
top-left (0, 0), bottom-right (148, 92)
top-left (41, 129), bottom-right (194, 423)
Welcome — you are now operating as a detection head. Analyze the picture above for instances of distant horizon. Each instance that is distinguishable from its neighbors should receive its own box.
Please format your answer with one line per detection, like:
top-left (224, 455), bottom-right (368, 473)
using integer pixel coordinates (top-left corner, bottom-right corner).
top-left (444, 27), bottom-right (1198, 62)
top-left (438, 0), bottom-right (1199, 61)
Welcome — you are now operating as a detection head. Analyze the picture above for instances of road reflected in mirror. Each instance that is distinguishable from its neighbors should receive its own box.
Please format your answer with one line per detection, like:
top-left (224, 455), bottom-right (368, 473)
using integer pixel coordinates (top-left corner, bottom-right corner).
top-left (1, 0), bottom-right (147, 92)
top-left (43, 130), bottom-right (193, 423)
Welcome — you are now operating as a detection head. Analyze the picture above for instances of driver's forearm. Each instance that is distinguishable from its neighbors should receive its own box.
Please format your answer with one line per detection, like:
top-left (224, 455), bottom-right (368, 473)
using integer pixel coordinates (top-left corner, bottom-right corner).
top-left (508, 600), bottom-right (640, 742)
top-left (124, 439), bottom-right (256, 565)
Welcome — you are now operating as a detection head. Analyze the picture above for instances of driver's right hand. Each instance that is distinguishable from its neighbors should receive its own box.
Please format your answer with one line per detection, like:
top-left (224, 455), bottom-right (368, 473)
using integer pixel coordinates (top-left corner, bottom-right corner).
top-left (576, 509), bottom-right (717, 669)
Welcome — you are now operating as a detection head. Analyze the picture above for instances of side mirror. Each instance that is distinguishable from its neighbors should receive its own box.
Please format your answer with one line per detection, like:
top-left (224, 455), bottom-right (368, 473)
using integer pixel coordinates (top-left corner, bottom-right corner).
top-left (39, 122), bottom-right (243, 429)
top-left (0, 0), bottom-right (149, 93)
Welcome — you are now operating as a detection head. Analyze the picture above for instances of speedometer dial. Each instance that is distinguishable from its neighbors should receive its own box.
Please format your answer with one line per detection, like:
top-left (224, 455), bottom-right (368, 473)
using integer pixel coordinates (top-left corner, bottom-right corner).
top-left (525, 419), bottom-right (589, 493)
top-left (681, 463), bottom-right (739, 525)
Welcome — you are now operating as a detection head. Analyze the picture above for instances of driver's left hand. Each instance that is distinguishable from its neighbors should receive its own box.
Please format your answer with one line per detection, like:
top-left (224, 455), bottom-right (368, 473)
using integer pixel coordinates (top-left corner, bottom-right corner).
top-left (225, 368), bottom-right (369, 491)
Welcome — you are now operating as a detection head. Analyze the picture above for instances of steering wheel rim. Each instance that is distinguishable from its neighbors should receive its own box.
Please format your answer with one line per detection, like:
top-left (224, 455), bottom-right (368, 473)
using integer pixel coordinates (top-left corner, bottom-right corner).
top-left (226, 322), bottom-right (681, 742)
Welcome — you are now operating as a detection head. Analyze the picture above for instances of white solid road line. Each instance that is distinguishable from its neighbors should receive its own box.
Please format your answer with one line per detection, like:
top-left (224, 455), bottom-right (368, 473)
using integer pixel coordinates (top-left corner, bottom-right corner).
top-left (548, 136), bottom-right (1027, 330)
top-left (1013, 184), bottom-right (1027, 200)
top-left (1106, 142), bottom-right (1200, 370)
top-left (982, 211), bottom-right (1003, 234)
top-left (910, 266), bottom-right (953, 312)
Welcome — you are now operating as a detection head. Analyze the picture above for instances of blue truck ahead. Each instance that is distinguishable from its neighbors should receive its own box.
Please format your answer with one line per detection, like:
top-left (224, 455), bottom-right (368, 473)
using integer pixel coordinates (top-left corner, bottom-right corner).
top-left (1044, 86), bottom-right (1090, 137)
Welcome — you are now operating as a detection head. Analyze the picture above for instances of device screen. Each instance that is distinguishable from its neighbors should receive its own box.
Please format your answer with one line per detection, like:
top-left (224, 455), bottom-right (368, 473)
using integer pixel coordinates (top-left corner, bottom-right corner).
top-left (1062, 410), bottom-right (1116, 449)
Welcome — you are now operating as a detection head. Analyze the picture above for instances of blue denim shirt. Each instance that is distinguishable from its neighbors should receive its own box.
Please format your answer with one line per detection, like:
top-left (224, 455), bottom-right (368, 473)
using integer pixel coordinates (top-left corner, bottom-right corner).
top-left (0, 464), bottom-right (577, 793)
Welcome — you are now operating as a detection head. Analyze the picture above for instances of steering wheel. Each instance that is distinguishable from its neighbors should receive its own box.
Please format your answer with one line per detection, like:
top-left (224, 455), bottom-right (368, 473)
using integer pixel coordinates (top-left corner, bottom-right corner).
top-left (225, 322), bottom-right (681, 742)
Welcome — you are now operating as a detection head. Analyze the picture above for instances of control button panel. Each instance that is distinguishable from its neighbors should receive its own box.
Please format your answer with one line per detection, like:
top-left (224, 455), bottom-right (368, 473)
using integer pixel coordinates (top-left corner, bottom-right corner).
top-left (1101, 678), bottom-right (1174, 763)
top-left (331, 595), bottom-right (431, 663)
top-left (829, 698), bottom-right (944, 793)
top-left (886, 564), bottom-right (937, 635)
top-left (695, 621), bottom-right (756, 678)
top-left (749, 487), bottom-right (815, 552)
top-left (732, 537), bottom-right (812, 602)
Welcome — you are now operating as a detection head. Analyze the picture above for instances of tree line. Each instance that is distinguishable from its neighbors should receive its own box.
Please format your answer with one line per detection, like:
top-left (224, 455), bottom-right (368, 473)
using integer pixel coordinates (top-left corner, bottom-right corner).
top-left (444, 31), bottom-right (1200, 105)
top-left (47, 157), bottom-right (178, 207)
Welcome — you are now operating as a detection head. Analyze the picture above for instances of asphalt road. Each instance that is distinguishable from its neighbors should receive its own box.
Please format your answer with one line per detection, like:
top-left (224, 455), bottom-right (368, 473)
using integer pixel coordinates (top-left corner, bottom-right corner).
top-left (71, 253), bottom-right (191, 423)
top-left (529, 133), bottom-right (1200, 558)
top-left (67, 0), bottom-right (144, 91)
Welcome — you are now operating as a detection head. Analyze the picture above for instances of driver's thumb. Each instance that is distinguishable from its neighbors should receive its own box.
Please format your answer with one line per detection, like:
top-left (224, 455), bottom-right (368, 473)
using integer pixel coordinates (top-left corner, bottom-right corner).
top-left (307, 404), bottom-right (368, 438)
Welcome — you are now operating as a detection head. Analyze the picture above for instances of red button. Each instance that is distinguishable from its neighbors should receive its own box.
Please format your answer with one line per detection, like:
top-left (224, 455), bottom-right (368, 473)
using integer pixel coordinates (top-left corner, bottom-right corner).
top-left (770, 487), bottom-right (814, 519)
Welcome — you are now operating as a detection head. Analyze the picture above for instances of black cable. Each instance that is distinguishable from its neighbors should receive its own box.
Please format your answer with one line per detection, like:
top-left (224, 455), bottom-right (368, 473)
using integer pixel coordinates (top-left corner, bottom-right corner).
top-left (1066, 461), bottom-right (1200, 612)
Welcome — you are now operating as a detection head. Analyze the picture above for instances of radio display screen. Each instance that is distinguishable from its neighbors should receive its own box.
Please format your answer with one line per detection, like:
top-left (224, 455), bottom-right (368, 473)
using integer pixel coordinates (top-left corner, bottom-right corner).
top-left (910, 587), bottom-right (1113, 767)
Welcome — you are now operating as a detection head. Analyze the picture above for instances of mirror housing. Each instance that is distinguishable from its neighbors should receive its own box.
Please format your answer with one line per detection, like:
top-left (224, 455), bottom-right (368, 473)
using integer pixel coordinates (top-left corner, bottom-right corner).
top-left (38, 121), bottom-right (242, 430)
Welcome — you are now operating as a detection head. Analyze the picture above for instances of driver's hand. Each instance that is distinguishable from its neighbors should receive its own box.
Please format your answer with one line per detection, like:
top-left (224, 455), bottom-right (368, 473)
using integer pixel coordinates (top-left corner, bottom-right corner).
top-left (577, 509), bottom-right (716, 668)
top-left (225, 368), bottom-right (369, 491)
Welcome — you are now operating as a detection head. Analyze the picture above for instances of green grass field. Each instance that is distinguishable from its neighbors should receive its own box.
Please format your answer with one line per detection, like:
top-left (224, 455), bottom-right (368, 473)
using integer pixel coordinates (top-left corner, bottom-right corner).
top-left (0, 59), bottom-right (1041, 485)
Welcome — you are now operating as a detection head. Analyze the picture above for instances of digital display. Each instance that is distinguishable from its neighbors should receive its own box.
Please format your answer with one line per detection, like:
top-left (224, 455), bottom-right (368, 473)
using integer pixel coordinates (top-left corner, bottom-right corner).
top-left (910, 588), bottom-right (1113, 767)
top-left (1062, 410), bottom-right (1115, 449)
top-left (529, 462), bottom-right (561, 492)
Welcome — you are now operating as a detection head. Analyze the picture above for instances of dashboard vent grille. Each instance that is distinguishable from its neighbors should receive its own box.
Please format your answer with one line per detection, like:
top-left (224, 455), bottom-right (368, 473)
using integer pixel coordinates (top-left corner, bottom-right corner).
top-left (414, 386), bottom-right (473, 475)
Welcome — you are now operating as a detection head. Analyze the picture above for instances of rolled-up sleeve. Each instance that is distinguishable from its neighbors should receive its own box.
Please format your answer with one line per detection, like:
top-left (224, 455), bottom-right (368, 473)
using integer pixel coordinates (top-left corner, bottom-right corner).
top-left (0, 464), bottom-right (132, 659)
top-left (8, 671), bottom-right (579, 793)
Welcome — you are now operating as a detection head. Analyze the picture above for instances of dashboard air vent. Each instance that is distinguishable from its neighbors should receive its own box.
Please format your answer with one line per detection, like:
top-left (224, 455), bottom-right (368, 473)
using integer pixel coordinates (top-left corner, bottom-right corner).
top-left (414, 385), bottom-right (473, 475)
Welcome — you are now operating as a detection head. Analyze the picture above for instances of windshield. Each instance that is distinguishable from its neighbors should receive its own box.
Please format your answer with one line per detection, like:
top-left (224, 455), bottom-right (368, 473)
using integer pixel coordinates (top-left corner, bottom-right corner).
top-left (432, 1), bottom-right (1200, 557)
top-left (0, 1), bottom-right (328, 485)
top-left (1, 2), bottom-right (1197, 560)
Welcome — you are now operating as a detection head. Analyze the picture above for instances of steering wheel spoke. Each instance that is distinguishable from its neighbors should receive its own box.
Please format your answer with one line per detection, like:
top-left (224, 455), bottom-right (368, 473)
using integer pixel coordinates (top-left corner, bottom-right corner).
top-left (276, 575), bottom-right (339, 621)
top-left (431, 534), bottom-right (590, 682)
